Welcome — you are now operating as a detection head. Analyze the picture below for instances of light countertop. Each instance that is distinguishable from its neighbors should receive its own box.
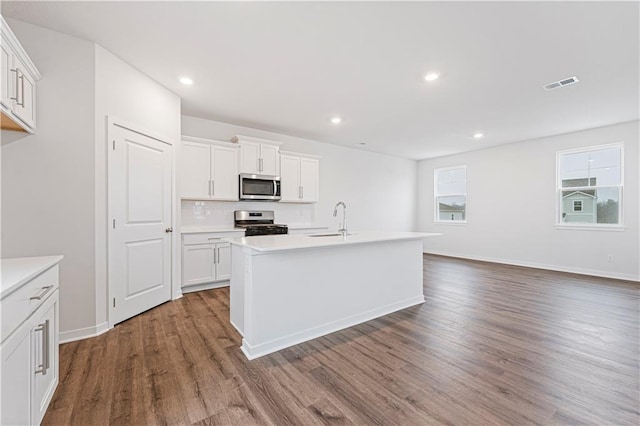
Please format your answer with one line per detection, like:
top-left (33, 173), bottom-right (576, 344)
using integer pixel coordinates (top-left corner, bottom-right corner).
top-left (225, 231), bottom-right (440, 253)
top-left (1, 255), bottom-right (64, 300)
top-left (288, 224), bottom-right (328, 230)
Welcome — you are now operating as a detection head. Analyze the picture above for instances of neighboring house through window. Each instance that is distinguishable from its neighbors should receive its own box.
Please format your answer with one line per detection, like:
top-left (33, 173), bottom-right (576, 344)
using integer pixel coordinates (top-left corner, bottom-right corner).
top-left (557, 143), bottom-right (623, 226)
top-left (435, 165), bottom-right (467, 223)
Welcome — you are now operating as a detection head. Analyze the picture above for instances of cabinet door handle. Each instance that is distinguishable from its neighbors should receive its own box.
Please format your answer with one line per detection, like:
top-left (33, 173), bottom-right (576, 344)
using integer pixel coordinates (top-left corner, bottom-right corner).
top-left (301, 186), bottom-right (304, 199)
top-left (17, 72), bottom-right (24, 107)
top-left (211, 180), bottom-right (215, 196)
top-left (34, 322), bottom-right (46, 375)
top-left (9, 69), bottom-right (18, 101)
top-left (30, 286), bottom-right (53, 301)
top-left (213, 247), bottom-right (218, 264)
top-left (44, 319), bottom-right (50, 374)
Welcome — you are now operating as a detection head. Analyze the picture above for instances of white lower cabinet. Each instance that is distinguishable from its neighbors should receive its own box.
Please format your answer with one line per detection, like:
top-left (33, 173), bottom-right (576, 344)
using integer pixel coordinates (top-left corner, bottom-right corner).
top-left (31, 294), bottom-right (59, 424)
top-left (1, 320), bottom-right (31, 425)
top-left (181, 232), bottom-right (243, 291)
top-left (1, 258), bottom-right (60, 426)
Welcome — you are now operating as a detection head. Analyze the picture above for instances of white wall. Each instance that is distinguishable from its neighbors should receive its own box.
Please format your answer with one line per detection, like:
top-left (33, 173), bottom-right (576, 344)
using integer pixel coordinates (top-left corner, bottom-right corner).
top-left (1, 19), bottom-right (97, 333)
top-left (94, 45), bottom-right (181, 324)
top-left (418, 120), bottom-right (640, 281)
top-left (181, 115), bottom-right (418, 232)
top-left (1, 19), bottom-right (181, 339)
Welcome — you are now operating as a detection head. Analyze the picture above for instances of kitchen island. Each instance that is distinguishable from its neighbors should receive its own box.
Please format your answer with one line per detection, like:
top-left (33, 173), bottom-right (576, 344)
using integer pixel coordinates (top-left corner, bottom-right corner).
top-left (226, 232), bottom-right (439, 359)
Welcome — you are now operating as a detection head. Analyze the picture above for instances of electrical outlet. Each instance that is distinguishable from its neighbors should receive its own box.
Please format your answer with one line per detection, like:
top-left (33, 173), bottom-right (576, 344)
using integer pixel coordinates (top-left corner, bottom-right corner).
top-left (607, 255), bottom-right (614, 262)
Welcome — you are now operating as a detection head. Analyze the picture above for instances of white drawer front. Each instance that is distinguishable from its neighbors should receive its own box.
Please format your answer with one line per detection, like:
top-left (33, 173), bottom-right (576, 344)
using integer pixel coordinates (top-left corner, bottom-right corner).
top-left (183, 231), bottom-right (244, 245)
top-left (1, 266), bottom-right (59, 343)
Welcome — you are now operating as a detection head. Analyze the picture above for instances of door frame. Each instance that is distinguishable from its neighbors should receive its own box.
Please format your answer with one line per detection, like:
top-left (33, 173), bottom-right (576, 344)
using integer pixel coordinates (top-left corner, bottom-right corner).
top-left (106, 116), bottom-right (179, 329)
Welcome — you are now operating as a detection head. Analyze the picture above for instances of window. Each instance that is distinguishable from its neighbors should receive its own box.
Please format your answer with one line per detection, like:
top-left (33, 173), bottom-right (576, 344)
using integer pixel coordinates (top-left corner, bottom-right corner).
top-left (435, 166), bottom-right (466, 223)
top-left (557, 143), bottom-right (623, 226)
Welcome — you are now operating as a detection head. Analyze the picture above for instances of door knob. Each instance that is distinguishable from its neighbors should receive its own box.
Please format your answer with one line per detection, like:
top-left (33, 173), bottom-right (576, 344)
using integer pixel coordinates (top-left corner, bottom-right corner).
top-left (165, 227), bottom-right (173, 233)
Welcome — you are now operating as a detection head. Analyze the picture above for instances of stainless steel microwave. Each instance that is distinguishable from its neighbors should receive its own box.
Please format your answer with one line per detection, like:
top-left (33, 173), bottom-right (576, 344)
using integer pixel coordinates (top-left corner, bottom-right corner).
top-left (239, 173), bottom-right (281, 201)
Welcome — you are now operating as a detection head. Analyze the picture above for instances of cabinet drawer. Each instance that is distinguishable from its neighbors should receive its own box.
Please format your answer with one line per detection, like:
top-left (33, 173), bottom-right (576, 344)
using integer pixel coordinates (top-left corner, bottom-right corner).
top-left (1, 265), bottom-right (58, 343)
top-left (183, 232), bottom-right (244, 245)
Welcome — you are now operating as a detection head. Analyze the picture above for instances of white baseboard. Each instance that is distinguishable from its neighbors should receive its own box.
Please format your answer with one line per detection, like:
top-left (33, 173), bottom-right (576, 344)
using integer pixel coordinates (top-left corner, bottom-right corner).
top-left (181, 281), bottom-right (229, 294)
top-left (424, 250), bottom-right (640, 282)
top-left (230, 319), bottom-right (243, 336)
top-left (59, 321), bottom-right (111, 344)
top-left (241, 295), bottom-right (425, 360)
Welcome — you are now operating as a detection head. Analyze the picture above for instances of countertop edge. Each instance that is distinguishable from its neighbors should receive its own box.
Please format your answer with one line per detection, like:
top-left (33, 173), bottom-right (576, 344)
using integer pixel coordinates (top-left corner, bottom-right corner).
top-left (226, 233), bottom-right (441, 253)
top-left (1, 255), bottom-right (64, 300)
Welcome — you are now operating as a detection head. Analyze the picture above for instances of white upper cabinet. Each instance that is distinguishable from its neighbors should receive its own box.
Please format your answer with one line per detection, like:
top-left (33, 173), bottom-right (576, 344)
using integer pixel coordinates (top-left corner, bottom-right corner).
top-left (280, 154), bottom-right (300, 201)
top-left (279, 151), bottom-right (320, 203)
top-left (238, 140), bottom-right (261, 174)
top-left (259, 143), bottom-right (280, 176)
top-left (180, 136), bottom-right (239, 201)
top-left (231, 135), bottom-right (282, 176)
top-left (211, 144), bottom-right (238, 200)
top-left (1, 15), bottom-right (41, 134)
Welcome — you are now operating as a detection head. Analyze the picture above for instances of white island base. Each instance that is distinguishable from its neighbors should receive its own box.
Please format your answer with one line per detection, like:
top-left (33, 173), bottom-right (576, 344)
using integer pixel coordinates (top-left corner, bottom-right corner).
top-left (227, 232), bottom-right (436, 360)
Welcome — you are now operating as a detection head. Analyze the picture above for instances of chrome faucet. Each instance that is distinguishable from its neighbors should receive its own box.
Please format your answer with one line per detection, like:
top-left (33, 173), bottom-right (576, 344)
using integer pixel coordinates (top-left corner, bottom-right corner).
top-left (333, 201), bottom-right (347, 236)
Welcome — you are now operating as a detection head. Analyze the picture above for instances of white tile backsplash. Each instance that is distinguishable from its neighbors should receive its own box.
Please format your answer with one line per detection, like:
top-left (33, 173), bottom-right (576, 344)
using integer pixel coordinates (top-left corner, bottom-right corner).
top-left (181, 200), bottom-right (317, 228)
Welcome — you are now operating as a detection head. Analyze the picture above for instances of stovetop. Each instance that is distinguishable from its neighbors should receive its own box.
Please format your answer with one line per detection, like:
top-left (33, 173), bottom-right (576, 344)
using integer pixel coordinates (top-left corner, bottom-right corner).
top-left (234, 210), bottom-right (288, 236)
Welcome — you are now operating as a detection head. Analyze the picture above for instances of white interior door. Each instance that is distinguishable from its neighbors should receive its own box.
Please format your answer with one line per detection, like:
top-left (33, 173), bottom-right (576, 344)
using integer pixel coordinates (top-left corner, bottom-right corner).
top-left (109, 123), bottom-right (172, 325)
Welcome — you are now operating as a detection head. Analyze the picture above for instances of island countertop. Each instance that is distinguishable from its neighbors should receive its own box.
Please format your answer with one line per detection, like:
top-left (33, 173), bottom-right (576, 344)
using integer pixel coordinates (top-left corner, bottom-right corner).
top-left (225, 231), bottom-right (440, 253)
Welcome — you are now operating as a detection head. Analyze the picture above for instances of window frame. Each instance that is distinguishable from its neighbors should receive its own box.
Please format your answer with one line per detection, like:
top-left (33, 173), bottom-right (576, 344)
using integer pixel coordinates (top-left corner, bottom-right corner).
top-left (555, 142), bottom-right (624, 229)
top-left (434, 164), bottom-right (467, 224)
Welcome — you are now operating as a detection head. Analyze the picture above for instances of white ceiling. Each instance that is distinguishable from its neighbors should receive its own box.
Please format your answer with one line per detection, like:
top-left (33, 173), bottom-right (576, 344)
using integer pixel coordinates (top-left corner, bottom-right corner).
top-left (2, 1), bottom-right (638, 160)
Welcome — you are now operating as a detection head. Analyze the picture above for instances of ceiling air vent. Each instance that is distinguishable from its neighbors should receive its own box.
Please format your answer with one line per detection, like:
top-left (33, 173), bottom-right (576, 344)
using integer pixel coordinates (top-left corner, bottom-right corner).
top-left (544, 76), bottom-right (579, 91)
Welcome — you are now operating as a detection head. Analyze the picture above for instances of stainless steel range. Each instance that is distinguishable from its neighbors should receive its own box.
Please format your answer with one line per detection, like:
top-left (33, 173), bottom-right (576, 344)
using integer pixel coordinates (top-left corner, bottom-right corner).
top-left (234, 210), bottom-right (288, 236)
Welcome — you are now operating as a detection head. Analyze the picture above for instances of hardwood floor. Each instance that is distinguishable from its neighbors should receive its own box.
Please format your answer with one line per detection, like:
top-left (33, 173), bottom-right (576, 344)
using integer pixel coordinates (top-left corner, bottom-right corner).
top-left (43, 255), bottom-right (639, 425)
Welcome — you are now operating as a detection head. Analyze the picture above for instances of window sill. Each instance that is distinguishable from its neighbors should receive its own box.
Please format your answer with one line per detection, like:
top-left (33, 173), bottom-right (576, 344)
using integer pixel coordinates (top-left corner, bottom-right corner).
top-left (555, 224), bottom-right (626, 232)
top-left (434, 221), bottom-right (467, 226)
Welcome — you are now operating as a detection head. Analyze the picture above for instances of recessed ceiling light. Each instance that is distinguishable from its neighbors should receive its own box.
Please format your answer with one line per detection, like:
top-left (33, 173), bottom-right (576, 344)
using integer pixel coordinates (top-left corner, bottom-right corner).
top-left (473, 132), bottom-right (484, 139)
top-left (331, 117), bottom-right (342, 125)
top-left (179, 76), bottom-right (194, 85)
top-left (359, 142), bottom-right (367, 146)
top-left (424, 72), bottom-right (440, 82)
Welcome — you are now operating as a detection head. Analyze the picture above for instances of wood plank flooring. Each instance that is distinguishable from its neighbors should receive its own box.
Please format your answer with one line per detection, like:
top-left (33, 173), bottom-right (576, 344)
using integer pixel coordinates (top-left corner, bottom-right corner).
top-left (43, 254), bottom-right (639, 425)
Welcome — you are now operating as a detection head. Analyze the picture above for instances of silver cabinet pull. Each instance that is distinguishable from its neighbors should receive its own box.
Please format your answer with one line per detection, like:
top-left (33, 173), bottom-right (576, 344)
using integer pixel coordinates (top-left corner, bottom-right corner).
top-left (212, 246), bottom-right (218, 264)
top-left (17, 72), bottom-right (24, 107)
top-left (301, 186), bottom-right (304, 199)
top-left (30, 286), bottom-right (53, 301)
top-left (34, 322), bottom-right (46, 375)
top-left (211, 180), bottom-right (215, 196)
top-left (9, 69), bottom-right (18, 101)
top-left (43, 319), bottom-right (50, 374)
